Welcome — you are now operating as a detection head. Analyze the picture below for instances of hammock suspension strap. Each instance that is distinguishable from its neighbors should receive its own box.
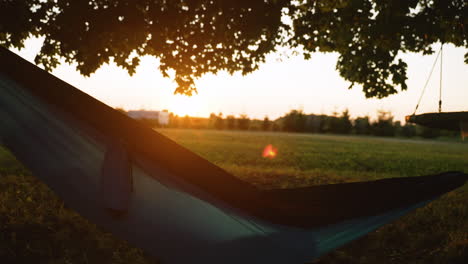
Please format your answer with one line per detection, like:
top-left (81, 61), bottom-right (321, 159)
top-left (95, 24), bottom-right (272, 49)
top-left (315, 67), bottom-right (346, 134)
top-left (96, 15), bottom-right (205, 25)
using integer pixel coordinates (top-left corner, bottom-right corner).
top-left (413, 44), bottom-right (444, 115)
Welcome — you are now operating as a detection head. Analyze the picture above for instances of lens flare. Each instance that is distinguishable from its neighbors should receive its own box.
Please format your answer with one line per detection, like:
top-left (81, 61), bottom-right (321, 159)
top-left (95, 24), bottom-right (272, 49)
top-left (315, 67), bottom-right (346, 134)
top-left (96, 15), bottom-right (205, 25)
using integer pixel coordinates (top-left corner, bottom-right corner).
top-left (262, 144), bottom-right (277, 158)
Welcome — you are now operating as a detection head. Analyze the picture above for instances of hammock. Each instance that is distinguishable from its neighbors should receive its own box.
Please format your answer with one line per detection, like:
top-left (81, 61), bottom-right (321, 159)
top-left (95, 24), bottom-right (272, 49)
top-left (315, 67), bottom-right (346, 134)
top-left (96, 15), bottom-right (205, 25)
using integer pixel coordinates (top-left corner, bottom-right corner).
top-left (406, 45), bottom-right (468, 137)
top-left (406, 112), bottom-right (468, 131)
top-left (1, 47), bottom-right (467, 264)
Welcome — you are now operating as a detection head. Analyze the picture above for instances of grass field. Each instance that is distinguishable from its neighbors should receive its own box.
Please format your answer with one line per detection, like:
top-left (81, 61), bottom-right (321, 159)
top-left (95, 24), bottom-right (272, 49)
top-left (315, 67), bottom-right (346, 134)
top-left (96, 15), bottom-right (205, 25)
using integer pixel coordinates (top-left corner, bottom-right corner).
top-left (1, 129), bottom-right (467, 263)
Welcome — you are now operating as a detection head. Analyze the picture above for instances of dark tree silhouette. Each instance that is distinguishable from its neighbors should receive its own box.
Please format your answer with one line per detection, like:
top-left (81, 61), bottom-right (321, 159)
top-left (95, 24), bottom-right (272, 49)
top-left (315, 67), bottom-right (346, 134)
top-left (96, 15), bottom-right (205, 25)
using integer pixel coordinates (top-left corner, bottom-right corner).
top-left (372, 110), bottom-right (396, 137)
top-left (237, 114), bottom-right (251, 130)
top-left (354, 116), bottom-right (371, 135)
top-left (1, 0), bottom-right (466, 97)
top-left (214, 112), bottom-right (224, 130)
top-left (337, 109), bottom-right (352, 134)
top-left (226, 115), bottom-right (236, 130)
top-left (282, 109), bottom-right (306, 132)
top-left (262, 116), bottom-right (271, 131)
top-left (401, 123), bottom-right (417, 138)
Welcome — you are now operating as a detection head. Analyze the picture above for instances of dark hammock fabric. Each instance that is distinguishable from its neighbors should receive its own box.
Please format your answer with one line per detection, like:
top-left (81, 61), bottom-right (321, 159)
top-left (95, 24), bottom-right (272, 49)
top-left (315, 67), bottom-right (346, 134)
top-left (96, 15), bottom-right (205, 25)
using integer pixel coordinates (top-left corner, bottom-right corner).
top-left (1, 46), bottom-right (467, 263)
top-left (406, 112), bottom-right (468, 131)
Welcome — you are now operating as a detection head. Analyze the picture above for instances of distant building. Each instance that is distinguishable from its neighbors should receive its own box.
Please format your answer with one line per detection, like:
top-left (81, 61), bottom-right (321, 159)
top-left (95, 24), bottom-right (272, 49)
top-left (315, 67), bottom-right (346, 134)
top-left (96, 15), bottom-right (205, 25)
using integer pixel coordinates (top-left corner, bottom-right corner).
top-left (158, 111), bottom-right (169, 125)
top-left (127, 110), bottom-right (169, 125)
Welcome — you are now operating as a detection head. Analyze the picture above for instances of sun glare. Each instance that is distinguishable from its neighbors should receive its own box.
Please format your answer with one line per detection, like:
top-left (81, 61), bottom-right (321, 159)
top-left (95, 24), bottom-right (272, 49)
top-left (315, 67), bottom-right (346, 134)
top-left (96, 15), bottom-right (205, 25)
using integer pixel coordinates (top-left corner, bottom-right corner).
top-left (168, 95), bottom-right (207, 117)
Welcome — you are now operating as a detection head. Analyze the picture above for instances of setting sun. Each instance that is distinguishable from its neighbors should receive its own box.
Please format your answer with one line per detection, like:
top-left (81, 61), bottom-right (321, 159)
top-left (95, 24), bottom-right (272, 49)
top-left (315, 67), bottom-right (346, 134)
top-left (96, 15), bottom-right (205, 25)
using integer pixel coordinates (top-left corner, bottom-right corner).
top-left (168, 95), bottom-right (207, 117)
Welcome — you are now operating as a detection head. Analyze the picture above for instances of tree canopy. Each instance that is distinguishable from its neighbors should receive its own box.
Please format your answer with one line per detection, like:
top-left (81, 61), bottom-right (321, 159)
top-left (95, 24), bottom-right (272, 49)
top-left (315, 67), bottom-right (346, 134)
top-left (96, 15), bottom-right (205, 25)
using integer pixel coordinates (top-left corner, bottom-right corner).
top-left (1, 0), bottom-right (466, 97)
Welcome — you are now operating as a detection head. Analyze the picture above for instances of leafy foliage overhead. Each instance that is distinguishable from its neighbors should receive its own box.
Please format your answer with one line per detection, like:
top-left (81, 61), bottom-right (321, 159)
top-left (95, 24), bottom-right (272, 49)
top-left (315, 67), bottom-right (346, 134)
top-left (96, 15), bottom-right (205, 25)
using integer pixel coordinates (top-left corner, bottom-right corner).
top-left (1, 0), bottom-right (466, 97)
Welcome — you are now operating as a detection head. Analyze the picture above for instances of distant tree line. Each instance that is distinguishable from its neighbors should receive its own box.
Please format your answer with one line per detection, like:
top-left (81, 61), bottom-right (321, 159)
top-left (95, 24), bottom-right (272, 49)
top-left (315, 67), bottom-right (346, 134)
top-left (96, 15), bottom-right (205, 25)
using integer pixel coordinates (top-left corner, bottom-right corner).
top-left (278, 109), bottom-right (457, 139)
top-left (123, 108), bottom-right (458, 139)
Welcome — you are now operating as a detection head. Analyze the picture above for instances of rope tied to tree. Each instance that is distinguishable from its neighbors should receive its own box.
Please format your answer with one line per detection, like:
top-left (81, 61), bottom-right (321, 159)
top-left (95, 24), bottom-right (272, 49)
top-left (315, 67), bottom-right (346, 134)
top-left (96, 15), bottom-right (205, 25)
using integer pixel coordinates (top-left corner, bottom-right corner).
top-left (413, 44), bottom-right (444, 115)
top-left (439, 44), bottom-right (443, 113)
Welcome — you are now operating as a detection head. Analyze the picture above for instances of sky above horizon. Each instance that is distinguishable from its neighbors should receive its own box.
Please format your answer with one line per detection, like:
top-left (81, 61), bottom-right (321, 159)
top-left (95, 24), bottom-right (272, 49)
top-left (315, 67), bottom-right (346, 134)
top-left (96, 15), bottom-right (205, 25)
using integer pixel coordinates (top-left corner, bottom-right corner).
top-left (10, 37), bottom-right (468, 122)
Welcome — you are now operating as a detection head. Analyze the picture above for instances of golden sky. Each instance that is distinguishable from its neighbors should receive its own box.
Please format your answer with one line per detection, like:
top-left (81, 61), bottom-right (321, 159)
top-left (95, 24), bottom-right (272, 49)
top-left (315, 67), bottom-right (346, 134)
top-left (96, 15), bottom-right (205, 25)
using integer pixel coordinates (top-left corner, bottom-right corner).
top-left (11, 38), bottom-right (468, 122)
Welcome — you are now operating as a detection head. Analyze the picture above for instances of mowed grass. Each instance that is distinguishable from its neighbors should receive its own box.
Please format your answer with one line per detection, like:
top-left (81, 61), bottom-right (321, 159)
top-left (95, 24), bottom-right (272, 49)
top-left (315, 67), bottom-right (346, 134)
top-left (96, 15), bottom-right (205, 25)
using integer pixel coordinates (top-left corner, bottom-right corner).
top-left (157, 129), bottom-right (468, 188)
top-left (1, 128), bottom-right (467, 263)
